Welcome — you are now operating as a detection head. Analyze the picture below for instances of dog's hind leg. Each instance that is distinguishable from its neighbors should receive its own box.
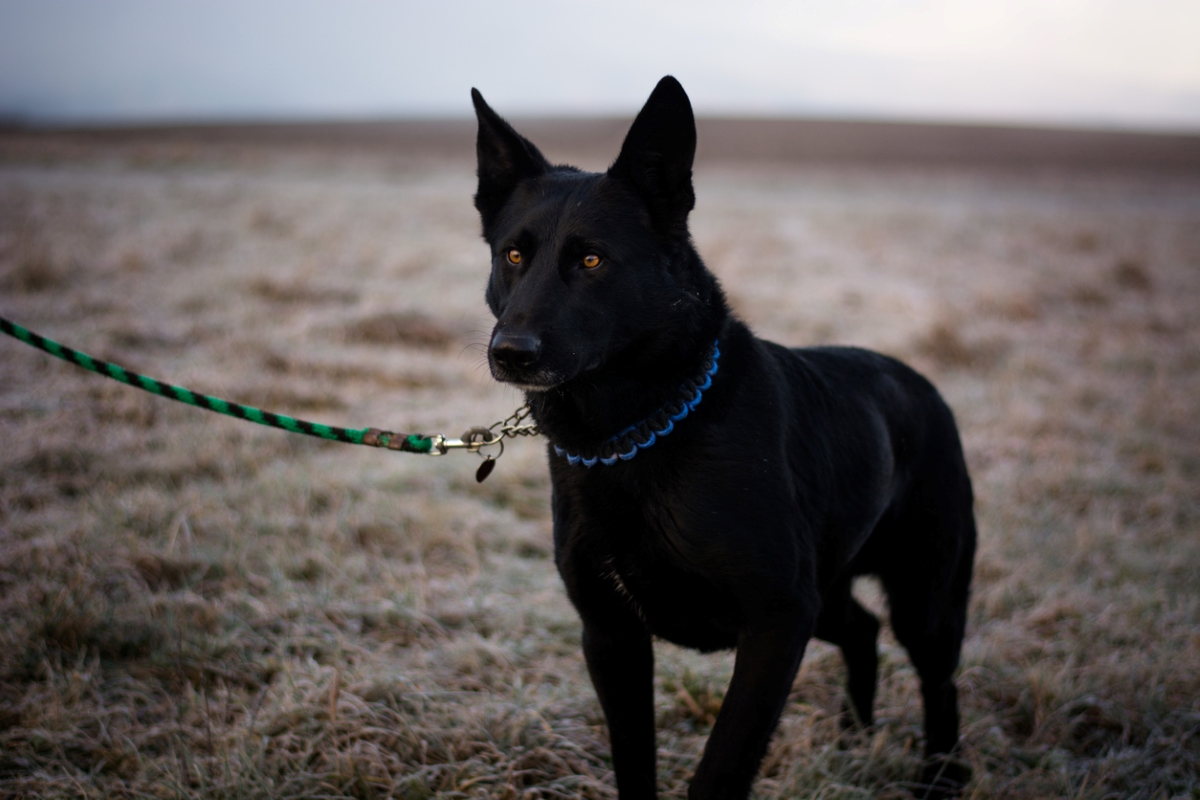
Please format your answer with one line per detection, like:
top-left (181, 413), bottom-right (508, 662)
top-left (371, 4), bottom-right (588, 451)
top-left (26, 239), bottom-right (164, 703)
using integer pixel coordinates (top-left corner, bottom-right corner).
top-left (881, 513), bottom-right (974, 798)
top-left (885, 587), bottom-right (970, 798)
top-left (814, 578), bottom-right (880, 729)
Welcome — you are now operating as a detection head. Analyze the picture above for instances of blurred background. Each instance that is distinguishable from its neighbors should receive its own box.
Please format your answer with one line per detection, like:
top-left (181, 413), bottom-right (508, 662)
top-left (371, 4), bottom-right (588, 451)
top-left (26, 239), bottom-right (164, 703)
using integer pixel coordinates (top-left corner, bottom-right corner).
top-left (2, 0), bottom-right (1199, 130)
top-left (2, 3), bottom-right (1199, 799)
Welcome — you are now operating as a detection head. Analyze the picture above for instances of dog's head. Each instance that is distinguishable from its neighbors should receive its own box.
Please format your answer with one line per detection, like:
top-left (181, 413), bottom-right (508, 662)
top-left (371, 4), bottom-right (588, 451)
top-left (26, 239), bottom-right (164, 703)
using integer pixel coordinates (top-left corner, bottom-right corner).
top-left (472, 76), bottom-right (712, 392)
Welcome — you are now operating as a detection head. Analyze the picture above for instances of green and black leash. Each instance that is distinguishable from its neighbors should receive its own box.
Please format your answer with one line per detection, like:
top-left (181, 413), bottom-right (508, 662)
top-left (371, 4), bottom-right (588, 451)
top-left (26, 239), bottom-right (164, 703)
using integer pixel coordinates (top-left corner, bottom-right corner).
top-left (0, 315), bottom-right (537, 482)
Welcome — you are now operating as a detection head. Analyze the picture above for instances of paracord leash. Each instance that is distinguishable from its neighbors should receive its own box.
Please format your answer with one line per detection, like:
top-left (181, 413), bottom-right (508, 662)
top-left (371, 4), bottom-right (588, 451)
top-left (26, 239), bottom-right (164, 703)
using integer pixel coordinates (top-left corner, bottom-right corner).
top-left (0, 315), bottom-right (537, 482)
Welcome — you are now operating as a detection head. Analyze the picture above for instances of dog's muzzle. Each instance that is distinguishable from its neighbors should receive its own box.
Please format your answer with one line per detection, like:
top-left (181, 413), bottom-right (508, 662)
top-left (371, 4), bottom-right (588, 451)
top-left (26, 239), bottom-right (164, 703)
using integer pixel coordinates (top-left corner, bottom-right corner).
top-left (489, 330), bottom-right (541, 368)
top-left (489, 329), bottom-right (552, 386)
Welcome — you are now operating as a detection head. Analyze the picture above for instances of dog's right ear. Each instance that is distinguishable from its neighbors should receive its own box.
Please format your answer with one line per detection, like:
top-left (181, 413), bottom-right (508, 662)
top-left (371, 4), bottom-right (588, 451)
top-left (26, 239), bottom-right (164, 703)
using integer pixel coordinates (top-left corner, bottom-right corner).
top-left (472, 88), bottom-right (550, 234)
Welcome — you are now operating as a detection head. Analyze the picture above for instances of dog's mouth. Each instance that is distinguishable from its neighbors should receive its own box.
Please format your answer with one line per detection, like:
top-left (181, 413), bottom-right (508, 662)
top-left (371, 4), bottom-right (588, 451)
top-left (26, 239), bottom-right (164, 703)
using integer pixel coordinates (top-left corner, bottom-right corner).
top-left (487, 325), bottom-right (612, 392)
top-left (488, 361), bottom-right (564, 392)
top-left (489, 349), bottom-right (611, 393)
top-left (506, 381), bottom-right (556, 392)
top-left (488, 338), bottom-right (588, 392)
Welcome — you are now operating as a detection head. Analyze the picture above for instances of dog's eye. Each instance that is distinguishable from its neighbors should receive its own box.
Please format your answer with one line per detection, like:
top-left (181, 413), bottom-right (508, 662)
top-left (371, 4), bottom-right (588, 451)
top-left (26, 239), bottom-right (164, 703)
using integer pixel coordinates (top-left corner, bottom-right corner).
top-left (506, 249), bottom-right (522, 265)
top-left (582, 254), bottom-right (601, 269)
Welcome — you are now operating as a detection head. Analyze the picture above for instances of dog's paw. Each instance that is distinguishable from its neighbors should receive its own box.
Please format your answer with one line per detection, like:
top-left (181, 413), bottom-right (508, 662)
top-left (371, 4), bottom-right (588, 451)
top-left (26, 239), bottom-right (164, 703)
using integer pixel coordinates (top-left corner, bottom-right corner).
top-left (913, 755), bottom-right (971, 800)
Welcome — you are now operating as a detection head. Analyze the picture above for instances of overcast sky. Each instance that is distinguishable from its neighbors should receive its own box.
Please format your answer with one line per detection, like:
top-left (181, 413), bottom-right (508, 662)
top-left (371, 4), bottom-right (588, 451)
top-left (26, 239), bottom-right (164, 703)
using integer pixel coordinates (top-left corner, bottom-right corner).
top-left (2, 0), bottom-right (1198, 130)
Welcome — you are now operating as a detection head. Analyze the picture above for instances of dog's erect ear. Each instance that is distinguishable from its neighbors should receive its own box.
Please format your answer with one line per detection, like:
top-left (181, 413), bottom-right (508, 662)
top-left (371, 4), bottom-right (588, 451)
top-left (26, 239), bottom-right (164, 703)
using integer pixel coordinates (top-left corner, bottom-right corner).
top-left (608, 76), bottom-right (697, 237)
top-left (472, 88), bottom-right (550, 234)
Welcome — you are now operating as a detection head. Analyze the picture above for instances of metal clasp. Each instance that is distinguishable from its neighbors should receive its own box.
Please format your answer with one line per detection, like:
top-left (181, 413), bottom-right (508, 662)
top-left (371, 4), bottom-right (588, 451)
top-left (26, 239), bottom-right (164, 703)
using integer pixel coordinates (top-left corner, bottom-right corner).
top-left (426, 427), bottom-right (502, 456)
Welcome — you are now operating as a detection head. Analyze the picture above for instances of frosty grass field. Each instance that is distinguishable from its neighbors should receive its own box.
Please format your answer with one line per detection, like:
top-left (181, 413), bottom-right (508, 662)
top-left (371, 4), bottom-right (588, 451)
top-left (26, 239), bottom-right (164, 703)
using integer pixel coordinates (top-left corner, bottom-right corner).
top-left (0, 121), bottom-right (1198, 798)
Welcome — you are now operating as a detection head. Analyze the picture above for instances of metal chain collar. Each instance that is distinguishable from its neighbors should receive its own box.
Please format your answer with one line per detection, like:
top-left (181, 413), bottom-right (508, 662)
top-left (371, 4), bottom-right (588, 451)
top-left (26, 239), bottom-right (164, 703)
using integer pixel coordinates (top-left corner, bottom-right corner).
top-left (422, 404), bottom-right (539, 481)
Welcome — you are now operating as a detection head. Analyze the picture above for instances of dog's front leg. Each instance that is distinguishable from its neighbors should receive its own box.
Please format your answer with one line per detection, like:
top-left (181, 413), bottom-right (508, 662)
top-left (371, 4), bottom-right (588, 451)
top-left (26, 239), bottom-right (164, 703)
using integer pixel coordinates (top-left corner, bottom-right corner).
top-left (688, 612), bottom-right (815, 800)
top-left (582, 621), bottom-right (657, 798)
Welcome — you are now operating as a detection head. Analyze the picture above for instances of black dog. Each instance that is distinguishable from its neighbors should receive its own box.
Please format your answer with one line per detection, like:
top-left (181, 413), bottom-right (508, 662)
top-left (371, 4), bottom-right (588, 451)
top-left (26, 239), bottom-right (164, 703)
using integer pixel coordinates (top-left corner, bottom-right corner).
top-left (473, 76), bottom-right (976, 800)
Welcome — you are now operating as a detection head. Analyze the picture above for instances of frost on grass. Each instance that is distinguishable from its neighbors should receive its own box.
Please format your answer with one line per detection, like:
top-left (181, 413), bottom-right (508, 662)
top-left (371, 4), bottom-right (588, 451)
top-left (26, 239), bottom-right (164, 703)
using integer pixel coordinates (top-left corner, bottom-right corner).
top-left (1, 133), bottom-right (1198, 798)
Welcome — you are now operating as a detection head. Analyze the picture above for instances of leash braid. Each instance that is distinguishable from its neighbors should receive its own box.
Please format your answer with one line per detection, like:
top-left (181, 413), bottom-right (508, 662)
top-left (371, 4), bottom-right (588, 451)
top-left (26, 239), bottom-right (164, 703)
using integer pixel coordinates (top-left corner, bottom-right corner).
top-left (0, 315), bottom-right (435, 453)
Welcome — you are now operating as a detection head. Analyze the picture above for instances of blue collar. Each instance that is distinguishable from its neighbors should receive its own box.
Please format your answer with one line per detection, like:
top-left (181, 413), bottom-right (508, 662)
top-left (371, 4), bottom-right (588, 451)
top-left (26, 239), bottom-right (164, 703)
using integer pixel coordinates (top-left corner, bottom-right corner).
top-left (552, 340), bottom-right (721, 467)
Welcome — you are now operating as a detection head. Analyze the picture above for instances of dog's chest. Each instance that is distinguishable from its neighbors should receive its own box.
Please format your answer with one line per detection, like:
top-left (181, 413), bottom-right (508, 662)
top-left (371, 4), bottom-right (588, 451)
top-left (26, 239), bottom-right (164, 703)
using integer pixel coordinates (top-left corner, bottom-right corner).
top-left (601, 537), bottom-right (743, 651)
top-left (554, 456), bottom-right (753, 650)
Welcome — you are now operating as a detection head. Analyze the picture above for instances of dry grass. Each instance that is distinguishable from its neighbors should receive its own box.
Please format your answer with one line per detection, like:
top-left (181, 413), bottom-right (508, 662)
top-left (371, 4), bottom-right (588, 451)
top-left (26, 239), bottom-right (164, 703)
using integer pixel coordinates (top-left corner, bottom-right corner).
top-left (1, 133), bottom-right (1198, 799)
top-left (343, 312), bottom-right (461, 350)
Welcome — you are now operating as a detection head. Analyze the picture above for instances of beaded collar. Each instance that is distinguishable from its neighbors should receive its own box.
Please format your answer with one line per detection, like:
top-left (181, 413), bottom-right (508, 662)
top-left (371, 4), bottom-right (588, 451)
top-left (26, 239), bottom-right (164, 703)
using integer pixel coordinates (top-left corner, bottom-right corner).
top-left (552, 340), bottom-right (720, 467)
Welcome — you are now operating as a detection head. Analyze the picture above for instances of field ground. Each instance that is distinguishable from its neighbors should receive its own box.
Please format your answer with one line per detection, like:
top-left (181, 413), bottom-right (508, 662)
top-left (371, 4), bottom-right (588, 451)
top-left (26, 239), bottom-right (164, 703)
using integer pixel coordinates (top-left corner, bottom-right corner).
top-left (1, 122), bottom-right (1198, 798)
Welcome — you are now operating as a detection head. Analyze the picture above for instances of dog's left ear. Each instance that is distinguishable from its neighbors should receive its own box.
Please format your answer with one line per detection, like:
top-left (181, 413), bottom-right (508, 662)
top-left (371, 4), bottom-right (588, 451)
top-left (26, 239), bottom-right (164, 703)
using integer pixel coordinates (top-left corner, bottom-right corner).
top-left (608, 76), bottom-right (697, 238)
top-left (472, 88), bottom-right (550, 235)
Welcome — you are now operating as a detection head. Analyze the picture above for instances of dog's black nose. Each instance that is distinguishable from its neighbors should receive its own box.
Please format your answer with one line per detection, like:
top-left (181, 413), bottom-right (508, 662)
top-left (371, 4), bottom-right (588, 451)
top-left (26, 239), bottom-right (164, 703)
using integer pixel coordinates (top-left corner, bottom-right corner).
top-left (490, 330), bottom-right (541, 369)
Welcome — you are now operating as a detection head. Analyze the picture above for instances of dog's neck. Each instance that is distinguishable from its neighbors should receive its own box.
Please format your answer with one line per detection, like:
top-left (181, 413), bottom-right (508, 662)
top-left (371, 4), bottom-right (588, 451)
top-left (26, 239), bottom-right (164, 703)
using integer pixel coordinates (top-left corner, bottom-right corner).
top-left (527, 253), bottom-right (729, 452)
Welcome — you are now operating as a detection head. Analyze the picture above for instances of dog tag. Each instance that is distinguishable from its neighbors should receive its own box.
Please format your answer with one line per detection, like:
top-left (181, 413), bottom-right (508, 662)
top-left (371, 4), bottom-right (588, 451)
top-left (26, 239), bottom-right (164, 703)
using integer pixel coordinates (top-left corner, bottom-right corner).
top-left (476, 457), bottom-right (496, 483)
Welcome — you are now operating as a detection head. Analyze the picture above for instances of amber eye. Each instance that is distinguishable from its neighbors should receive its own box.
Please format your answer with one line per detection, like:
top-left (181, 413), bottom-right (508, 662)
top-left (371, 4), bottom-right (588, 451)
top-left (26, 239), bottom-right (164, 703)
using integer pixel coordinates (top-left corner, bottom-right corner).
top-left (582, 254), bottom-right (601, 269)
top-left (506, 248), bottom-right (522, 265)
